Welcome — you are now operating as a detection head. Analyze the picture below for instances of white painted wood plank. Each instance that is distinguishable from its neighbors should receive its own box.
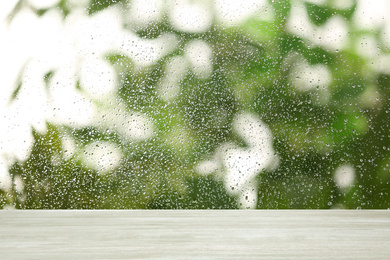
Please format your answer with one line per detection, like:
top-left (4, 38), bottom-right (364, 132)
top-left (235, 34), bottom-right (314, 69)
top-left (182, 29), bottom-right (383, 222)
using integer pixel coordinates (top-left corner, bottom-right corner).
top-left (0, 211), bottom-right (389, 259)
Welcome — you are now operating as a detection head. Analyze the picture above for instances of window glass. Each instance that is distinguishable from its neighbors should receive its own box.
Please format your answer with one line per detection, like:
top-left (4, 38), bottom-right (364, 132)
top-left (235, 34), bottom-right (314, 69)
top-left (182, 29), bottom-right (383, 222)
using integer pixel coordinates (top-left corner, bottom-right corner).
top-left (1, 0), bottom-right (389, 209)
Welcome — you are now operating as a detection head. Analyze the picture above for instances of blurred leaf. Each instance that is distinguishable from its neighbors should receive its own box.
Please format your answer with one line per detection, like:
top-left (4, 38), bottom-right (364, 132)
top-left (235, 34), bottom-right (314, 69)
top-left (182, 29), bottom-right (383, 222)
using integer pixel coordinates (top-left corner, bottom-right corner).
top-left (243, 19), bottom-right (279, 43)
top-left (335, 0), bottom-right (357, 20)
top-left (149, 176), bottom-right (238, 209)
top-left (303, 46), bottom-right (334, 65)
top-left (180, 71), bottom-right (236, 136)
top-left (35, 8), bottom-right (49, 16)
top-left (135, 22), bottom-right (172, 39)
top-left (5, 0), bottom-right (24, 23)
top-left (104, 52), bottom-right (132, 68)
top-left (118, 61), bottom-right (165, 113)
top-left (58, 0), bottom-right (70, 17)
top-left (43, 70), bottom-right (55, 89)
top-left (270, 0), bottom-right (291, 23)
top-left (330, 51), bottom-right (366, 102)
top-left (258, 173), bottom-right (337, 209)
top-left (10, 81), bottom-right (22, 103)
top-left (305, 2), bottom-right (334, 26)
top-left (9, 62), bottom-right (28, 103)
top-left (329, 111), bottom-right (368, 142)
top-left (70, 126), bottom-right (119, 145)
top-left (0, 191), bottom-right (6, 209)
top-left (87, 0), bottom-right (124, 15)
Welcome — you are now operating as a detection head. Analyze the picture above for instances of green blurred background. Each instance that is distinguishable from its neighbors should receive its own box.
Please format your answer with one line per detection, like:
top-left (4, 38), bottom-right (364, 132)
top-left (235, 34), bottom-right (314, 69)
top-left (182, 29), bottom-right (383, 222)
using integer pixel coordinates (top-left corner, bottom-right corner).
top-left (1, 0), bottom-right (390, 209)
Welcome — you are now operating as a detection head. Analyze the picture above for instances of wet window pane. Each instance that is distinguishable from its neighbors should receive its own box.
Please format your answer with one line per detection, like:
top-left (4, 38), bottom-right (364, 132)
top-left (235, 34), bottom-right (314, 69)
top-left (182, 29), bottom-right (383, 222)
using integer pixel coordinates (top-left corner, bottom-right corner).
top-left (0, 0), bottom-right (389, 209)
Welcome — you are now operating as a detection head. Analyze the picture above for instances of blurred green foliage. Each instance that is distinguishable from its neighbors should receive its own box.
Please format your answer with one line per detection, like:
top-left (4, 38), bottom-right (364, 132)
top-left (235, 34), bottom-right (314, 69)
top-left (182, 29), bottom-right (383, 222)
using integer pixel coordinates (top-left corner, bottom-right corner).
top-left (2, 0), bottom-right (390, 209)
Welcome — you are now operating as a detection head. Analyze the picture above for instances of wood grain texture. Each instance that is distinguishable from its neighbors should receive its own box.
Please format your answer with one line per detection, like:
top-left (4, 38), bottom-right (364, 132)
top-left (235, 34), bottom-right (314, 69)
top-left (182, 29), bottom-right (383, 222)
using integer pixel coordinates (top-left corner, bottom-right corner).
top-left (0, 210), bottom-right (389, 259)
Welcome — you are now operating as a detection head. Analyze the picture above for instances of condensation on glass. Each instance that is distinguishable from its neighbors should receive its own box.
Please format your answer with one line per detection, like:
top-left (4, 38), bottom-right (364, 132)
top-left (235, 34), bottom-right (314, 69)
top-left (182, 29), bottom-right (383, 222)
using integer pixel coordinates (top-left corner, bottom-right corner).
top-left (0, 0), bottom-right (389, 209)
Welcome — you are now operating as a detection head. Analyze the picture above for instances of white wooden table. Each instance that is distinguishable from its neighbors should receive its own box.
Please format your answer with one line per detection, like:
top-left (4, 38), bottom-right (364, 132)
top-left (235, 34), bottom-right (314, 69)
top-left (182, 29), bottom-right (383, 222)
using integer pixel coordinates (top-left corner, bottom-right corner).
top-left (0, 210), bottom-right (389, 259)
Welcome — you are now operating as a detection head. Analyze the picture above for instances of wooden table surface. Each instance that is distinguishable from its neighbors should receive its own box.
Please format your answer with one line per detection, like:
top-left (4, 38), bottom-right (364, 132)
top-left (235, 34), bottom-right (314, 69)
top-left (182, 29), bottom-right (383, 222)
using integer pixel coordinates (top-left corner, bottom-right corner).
top-left (0, 210), bottom-right (389, 259)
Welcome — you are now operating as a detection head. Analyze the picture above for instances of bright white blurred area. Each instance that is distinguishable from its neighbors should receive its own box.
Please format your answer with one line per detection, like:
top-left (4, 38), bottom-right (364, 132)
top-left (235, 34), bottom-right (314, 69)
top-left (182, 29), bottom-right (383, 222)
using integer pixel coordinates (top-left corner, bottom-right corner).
top-left (0, 0), bottom-right (166, 190)
top-left (214, 0), bottom-right (269, 26)
top-left (287, 3), bottom-right (349, 51)
top-left (29, 0), bottom-right (58, 9)
top-left (289, 55), bottom-right (331, 92)
top-left (126, 0), bottom-right (164, 27)
top-left (80, 141), bottom-right (122, 173)
top-left (185, 40), bottom-right (213, 79)
top-left (0, 0), bottom-right (389, 208)
top-left (157, 55), bottom-right (188, 102)
top-left (334, 164), bottom-right (355, 190)
top-left (196, 112), bottom-right (279, 209)
top-left (169, 0), bottom-right (212, 33)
